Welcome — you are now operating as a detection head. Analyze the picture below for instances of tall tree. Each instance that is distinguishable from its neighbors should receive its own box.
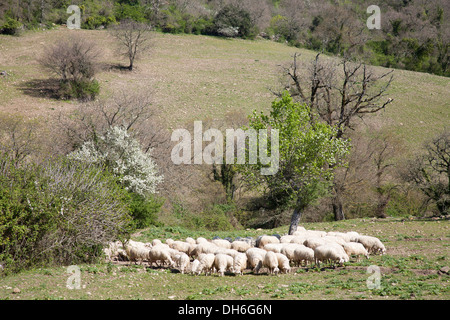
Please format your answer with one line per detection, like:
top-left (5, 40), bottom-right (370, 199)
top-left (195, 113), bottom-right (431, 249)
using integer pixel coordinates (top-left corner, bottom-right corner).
top-left (278, 53), bottom-right (394, 220)
top-left (240, 92), bottom-right (350, 234)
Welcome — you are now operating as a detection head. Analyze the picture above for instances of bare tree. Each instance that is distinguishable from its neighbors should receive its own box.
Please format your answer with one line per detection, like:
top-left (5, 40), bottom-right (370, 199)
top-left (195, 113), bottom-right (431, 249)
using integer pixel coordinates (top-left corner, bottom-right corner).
top-left (277, 53), bottom-right (394, 220)
top-left (403, 130), bottom-right (450, 216)
top-left (110, 20), bottom-right (152, 71)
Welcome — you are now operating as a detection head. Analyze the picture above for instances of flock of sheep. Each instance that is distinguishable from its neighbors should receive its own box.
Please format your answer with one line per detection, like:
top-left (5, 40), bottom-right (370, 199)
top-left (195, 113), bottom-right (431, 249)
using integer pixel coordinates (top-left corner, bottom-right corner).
top-left (103, 226), bottom-right (386, 276)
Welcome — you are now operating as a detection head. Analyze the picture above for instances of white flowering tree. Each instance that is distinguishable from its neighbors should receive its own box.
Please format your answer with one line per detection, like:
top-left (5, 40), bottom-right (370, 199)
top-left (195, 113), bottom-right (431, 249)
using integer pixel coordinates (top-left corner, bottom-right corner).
top-left (68, 126), bottom-right (163, 197)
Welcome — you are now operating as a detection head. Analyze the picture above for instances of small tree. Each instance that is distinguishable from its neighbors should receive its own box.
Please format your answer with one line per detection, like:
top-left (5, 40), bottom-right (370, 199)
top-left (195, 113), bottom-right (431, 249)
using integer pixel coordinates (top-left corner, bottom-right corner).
top-left (110, 19), bottom-right (152, 71)
top-left (68, 126), bottom-right (163, 197)
top-left (240, 92), bottom-right (350, 234)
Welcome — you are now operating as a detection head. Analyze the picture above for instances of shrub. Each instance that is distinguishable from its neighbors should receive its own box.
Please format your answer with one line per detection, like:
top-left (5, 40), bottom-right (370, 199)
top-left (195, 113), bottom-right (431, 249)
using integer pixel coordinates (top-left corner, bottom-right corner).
top-left (129, 192), bottom-right (164, 229)
top-left (213, 4), bottom-right (256, 39)
top-left (39, 35), bottom-right (101, 101)
top-left (58, 79), bottom-right (100, 101)
top-left (0, 17), bottom-right (22, 35)
top-left (0, 156), bottom-right (132, 274)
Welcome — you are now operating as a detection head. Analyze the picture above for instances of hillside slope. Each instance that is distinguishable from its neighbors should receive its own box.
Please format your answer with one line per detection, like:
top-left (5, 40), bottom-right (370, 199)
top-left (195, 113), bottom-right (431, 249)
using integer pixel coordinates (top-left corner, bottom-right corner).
top-left (1, 28), bottom-right (449, 152)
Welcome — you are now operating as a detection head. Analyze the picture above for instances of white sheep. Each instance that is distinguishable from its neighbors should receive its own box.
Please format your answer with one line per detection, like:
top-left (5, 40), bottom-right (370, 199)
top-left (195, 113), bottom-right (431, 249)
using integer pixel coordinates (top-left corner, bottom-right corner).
top-left (196, 237), bottom-right (208, 244)
top-left (245, 247), bottom-right (266, 274)
top-left (356, 235), bottom-right (386, 255)
top-left (262, 251), bottom-right (279, 275)
top-left (293, 246), bottom-right (315, 267)
top-left (214, 253), bottom-right (234, 276)
top-left (263, 243), bottom-right (284, 253)
top-left (124, 240), bottom-right (150, 264)
top-left (174, 252), bottom-right (190, 274)
top-left (257, 235), bottom-right (280, 248)
top-left (212, 239), bottom-right (232, 249)
top-left (197, 253), bottom-right (216, 275)
top-left (346, 231), bottom-right (360, 242)
top-left (233, 253), bottom-right (248, 275)
top-left (342, 242), bottom-right (369, 261)
top-left (323, 236), bottom-right (347, 246)
top-left (231, 240), bottom-right (252, 252)
top-left (185, 237), bottom-right (196, 245)
top-left (280, 235), bottom-right (296, 243)
top-left (314, 244), bottom-right (349, 267)
top-left (148, 246), bottom-right (175, 267)
top-left (280, 243), bottom-right (302, 261)
top-left (170, 241), bottom-right (195, 256)
top-left (151, 239), bottom-right (163, 246)
top-left (303, 238), bottom-right (328, 250)
top-left (191, 259), bottom-right (201, 274)
top-left (275, 253), bottom-right (291, 274)
top-left (191, 242), bottom-right (219, 257)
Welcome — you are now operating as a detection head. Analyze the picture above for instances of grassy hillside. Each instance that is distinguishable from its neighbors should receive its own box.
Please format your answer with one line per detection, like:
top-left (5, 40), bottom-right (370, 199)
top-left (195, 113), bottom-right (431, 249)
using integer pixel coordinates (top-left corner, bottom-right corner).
top-left (1, 27), bottom-right (449, 153)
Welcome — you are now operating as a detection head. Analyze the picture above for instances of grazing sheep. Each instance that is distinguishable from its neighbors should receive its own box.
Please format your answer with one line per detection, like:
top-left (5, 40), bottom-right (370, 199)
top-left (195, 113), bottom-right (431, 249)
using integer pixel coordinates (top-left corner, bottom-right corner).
top-left (170, 241), bottom-right (195, 256)
top-left (323, 236), bottom-right (347, 246)
top-left (214, 253), bottom-right (234, 276)
top-left (304, 238), bottom-right (328, 250)
top-left (185, 237), bottom-right (196, 245)
top-left (233, 253), bottom-right (248, 275)
top-left (356, 235), bottom-right (386, 255)
top-left (212, 239), bottom-right (232, 249)
top-left (342, 242), bottom-right (369, 262)
top-left (314, 244), bottom-right (349, 267)
top-left (191, 259), bottom-right (201, 274)
top-left (263, 243), bottom-right (284, 253)
top-left (280, 243), bottom-right (302, 261)
top-left (280, 235), bottom-right (297, 243)
top-left (124, 240), bottom-right (150, 264)
top-left (174, 252), bottom-right (190, 274)
top-left (231, 240), bottom-right (252, 252)
top-left (197, 253), bottom-right (216, 275)
top-left (191, 242), bottom-right (219, 257)
top-left (275, 253), bottom-right (291, 274)
top-left (256, 235), bottom-right (280, 248)
top-left (346, 231), bottom-right (360, 242)
top-left (289, 236), bottom-right (308, 245)
top-left (263, 251), bottom-right (279, 275)
top-left (293, 246), bottom-right (315, 267)
top-left (196, 237), bottom-right (208, 244)
top-left (246, 248), bottom-right (266, 274)
top-left (151, 239), bottom-right (163, 246)
top-left (148, 247), bottom-right (175, 267)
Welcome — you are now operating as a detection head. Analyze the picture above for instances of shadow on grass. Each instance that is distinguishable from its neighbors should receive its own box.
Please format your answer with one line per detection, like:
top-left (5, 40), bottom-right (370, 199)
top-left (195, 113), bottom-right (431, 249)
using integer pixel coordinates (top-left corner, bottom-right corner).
top-left (16, 78), bottom-right (62, 100)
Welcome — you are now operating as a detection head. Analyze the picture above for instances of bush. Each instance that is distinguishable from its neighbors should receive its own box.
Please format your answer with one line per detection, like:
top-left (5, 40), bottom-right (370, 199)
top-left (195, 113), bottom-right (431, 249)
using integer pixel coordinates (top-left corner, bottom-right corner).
top-left (39, 35), bottom-right (101, 101)
top-left (213, 4), bottom-right (256, 39)
top-left (0, 17), bottom-right (22, 35)
top-left (58, 79), bottom-right (100, 101)
top-left (0, 156), bottom-right (132, 274)
top-left (129, 192), bottom-right (164, 229)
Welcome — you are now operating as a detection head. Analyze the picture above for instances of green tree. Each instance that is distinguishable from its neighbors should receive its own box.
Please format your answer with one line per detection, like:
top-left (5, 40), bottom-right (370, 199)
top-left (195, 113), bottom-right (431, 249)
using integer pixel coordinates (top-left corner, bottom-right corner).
top-left (240, 92), bottom-right (350, 234)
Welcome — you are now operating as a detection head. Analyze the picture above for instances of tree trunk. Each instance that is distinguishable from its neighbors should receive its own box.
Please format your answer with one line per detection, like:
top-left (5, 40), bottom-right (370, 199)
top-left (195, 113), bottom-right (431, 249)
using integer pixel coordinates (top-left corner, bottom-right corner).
top-left (332, 195), bottom-right (345, 221)
top-left (288, 206), bottom-right (303, 235)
